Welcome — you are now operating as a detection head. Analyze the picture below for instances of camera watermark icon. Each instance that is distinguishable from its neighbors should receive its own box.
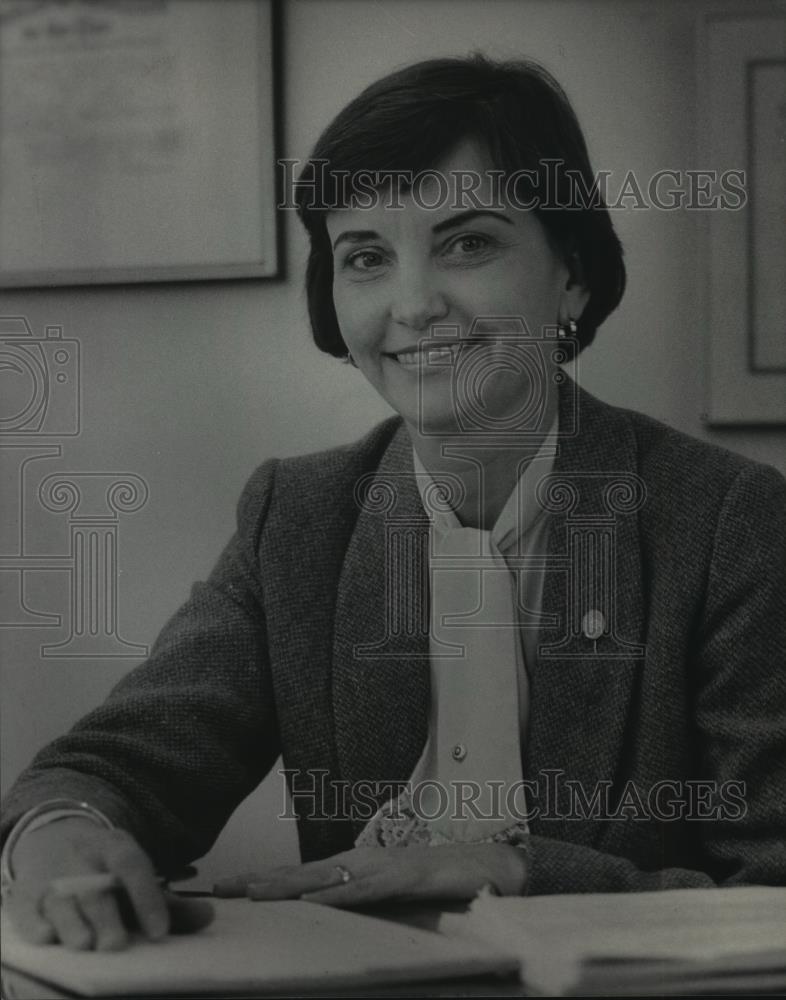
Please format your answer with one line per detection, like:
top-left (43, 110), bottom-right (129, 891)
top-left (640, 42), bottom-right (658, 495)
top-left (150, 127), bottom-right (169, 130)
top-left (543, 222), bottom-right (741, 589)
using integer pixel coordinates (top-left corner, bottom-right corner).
top-left (416, 316), bottom-right (578, 443)
top-left (0, 316), bottom-right (80, 436)
top-left (0, 315), bottom-right (149, 658)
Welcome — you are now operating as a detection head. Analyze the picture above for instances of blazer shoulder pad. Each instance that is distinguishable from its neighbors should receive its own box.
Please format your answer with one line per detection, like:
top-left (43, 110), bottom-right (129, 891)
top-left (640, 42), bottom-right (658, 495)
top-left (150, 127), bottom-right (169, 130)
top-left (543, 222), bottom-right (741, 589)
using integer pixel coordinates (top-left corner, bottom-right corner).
top-left (236, 416), bottom-right (403, 542)
top-left (621, 405), bottom-right (782, 504)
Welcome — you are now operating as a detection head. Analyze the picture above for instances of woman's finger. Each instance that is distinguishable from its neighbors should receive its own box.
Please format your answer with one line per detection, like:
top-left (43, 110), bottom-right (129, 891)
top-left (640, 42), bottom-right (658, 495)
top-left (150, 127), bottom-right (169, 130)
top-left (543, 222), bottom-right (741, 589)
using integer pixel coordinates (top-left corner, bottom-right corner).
top-left (104, 832), bottom-right (168, 940)
top-left (74, 890), bottom-right (129, 951)
top-left (222, 858), bottom-right (341, 899)
top-left (300, 877), bottom-right (383, 908)
top-left (4, 891), bottom-right (56, 945)
top-left (246, 862), bottom-right (355, 901)
top-left (41, 893), bottom-right (94, 950)
top-left (212, 872), bottom-right (265, 898)
top-left (299, 850), bottom-right (426, 907)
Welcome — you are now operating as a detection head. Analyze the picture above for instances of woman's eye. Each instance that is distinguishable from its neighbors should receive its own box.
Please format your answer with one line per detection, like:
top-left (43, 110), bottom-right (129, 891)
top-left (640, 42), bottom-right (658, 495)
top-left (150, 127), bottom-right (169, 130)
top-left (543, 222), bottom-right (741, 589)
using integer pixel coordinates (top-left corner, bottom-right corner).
top-left (344, 249), bottom-right (385, 271)
top-left (446, 234), bottom-right (493, 256)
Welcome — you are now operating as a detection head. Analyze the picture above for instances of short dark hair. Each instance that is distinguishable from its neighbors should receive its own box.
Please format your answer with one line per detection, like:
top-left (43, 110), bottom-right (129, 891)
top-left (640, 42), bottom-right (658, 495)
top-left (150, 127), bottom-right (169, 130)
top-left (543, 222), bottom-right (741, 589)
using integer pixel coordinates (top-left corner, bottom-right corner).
top-left (294, 53), bottom-right (625, 356)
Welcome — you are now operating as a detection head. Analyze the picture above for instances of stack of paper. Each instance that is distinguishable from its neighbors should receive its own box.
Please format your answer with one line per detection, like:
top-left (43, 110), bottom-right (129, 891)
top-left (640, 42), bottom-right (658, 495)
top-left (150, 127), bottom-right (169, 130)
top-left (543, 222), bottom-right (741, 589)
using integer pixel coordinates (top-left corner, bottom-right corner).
top-left (1, 897), bottom-right (518, 997)
top-left (4, 886), bottom-right (784, 996)
top-left (439, 885), bottom-right (786, 995)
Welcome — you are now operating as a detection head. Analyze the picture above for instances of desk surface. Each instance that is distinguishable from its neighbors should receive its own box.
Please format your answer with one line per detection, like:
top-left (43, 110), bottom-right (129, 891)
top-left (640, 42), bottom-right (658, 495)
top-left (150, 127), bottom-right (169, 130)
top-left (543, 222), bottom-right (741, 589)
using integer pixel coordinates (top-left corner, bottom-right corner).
top-left (0, 966), bottom-right (526, 1000)
top-left (6, 958), bottom-right (786, 999)
top-left (3, 898), bottom-right (786, 1000)
top-left (0, 900), bottom-right (524, 1000)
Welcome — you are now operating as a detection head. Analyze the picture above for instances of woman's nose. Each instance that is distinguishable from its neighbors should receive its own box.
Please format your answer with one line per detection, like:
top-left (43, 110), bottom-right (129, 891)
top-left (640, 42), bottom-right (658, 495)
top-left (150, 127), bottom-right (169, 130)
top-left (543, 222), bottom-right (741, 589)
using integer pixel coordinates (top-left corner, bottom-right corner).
top-left (389, 267), bottom-right (448, 332)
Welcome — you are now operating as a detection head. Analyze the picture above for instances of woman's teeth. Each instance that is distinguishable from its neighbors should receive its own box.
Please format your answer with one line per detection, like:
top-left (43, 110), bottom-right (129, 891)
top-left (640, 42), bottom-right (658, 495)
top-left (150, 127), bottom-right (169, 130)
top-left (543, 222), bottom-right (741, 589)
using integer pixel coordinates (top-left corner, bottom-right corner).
top-left (393, 341), bottom-right (481, 366)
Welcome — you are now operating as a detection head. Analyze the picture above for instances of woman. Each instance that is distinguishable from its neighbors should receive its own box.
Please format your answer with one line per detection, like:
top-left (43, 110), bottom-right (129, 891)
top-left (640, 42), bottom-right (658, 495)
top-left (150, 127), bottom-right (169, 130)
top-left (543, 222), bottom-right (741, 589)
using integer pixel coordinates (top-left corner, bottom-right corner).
top-left (2, 54), bottom-right (785, 952)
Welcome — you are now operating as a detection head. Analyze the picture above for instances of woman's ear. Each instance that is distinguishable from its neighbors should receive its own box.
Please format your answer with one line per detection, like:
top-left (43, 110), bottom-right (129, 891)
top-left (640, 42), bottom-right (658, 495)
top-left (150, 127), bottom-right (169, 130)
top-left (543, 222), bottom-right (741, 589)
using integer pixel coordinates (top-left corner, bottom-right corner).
top-left (561, 250), bottom-right (590, 321)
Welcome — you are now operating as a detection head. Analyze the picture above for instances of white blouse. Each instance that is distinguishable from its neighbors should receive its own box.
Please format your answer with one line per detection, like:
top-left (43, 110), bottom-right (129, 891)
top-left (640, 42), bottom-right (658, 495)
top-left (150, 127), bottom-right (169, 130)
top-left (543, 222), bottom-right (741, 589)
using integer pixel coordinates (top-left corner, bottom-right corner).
top-left (356, 416), bottom-right (558, 847)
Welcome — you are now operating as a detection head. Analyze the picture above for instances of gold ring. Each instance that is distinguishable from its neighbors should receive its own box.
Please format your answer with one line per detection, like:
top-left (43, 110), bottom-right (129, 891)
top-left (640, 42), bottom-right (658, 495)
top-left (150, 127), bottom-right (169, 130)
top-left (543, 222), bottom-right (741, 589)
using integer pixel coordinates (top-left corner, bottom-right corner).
top-left (333, 864), bottom-right (352, 885)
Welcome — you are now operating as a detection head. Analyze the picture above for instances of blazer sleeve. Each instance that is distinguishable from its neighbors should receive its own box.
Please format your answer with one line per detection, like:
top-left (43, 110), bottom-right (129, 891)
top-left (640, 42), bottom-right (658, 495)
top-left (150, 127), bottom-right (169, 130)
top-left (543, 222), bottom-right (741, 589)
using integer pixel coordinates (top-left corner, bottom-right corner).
top-left (0, 461), bottom-right (282, 874)
top-left (526, 461), bottom-right (786, 894)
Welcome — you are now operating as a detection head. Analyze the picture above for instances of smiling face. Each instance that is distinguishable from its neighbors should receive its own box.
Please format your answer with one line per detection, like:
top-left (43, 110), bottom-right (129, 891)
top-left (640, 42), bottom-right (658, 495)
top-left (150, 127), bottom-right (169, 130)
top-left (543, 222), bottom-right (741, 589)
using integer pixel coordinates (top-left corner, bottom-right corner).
top-left (326, 138), bottom-right (589, 439)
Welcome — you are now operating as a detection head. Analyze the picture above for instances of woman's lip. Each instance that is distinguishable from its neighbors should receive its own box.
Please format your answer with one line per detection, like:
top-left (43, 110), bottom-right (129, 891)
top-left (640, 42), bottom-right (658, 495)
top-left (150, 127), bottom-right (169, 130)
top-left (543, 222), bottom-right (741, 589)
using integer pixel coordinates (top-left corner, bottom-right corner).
top-left (384, 339), bottom-right (487, 365)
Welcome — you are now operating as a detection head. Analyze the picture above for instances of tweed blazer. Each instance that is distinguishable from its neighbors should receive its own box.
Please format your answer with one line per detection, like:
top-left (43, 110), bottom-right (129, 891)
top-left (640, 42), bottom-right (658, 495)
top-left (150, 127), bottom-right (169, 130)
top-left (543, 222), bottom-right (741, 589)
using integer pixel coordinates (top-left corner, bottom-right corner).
top-left (3, 381), bottom-right (785, 894)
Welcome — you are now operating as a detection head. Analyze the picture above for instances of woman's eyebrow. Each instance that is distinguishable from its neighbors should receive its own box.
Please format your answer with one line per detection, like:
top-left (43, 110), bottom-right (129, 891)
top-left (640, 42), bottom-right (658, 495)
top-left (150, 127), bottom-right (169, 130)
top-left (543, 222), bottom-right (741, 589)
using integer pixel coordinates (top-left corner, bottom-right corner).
top-left (331, 210), bottom-right (512, 252)
top-left (431, 209), bottom-right (513, 234)
top-left (331, 229), bottom-right (378, 251)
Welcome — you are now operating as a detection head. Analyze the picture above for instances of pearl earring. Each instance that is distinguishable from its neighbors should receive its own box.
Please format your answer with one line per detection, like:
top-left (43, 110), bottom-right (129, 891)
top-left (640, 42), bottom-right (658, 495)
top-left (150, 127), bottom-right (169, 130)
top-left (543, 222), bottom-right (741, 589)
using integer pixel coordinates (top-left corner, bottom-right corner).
top-left (558, 318), bottom-right (578, 338)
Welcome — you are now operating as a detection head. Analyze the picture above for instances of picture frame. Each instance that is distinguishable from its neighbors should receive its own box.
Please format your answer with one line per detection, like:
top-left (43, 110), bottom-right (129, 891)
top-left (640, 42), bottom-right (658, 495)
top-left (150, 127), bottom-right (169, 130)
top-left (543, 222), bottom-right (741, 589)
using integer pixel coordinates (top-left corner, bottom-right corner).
top-left (699, 9), bottom-right (786, 425)
top-left (0, 0), bottom-right (283, 288)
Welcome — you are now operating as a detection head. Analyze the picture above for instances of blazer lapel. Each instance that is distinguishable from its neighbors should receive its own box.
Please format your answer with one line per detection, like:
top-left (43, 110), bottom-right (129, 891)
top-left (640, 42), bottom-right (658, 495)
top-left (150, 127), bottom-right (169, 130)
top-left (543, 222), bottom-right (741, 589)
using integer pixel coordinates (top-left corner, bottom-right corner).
top-left (528, 381), bottom-right (647, 848)
top-left (332, 424), bottom-right (430, 824)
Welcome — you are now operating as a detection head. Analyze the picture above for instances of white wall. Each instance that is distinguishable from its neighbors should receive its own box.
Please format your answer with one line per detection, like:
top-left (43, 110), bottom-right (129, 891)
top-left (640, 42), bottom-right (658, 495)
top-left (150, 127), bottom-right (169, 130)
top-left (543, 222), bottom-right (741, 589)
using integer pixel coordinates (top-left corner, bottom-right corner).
top-left (2, 0), bottom-right (784, 883)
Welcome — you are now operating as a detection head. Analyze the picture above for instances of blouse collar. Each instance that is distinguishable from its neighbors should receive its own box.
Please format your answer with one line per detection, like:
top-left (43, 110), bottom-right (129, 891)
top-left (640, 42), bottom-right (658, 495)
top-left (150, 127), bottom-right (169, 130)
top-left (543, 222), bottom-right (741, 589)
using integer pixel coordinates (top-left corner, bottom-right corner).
top-left (411, 411), bottom-right (560, 552)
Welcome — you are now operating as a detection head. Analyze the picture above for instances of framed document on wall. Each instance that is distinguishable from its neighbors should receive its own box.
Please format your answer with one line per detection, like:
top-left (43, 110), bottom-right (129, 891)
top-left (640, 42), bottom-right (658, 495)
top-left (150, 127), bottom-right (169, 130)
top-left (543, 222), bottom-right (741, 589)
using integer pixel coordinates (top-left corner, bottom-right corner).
top-left (0, 0), bottom-right (282, 287)
top-left (700, 10), bottom-right (786, 425)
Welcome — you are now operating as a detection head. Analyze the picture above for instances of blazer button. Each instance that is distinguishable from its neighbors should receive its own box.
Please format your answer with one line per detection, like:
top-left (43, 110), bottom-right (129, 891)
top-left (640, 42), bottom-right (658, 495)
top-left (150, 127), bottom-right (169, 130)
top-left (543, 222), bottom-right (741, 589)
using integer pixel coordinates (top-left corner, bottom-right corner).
top-left (582, 609), bottom-right (606, 640)
top-left (451, 743), bottom-right (467, 762)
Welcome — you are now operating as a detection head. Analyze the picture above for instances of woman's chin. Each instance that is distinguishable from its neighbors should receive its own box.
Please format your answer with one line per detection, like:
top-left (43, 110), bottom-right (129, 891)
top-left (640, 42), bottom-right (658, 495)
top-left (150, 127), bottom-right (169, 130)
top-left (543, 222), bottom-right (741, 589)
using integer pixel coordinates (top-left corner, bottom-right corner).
top-left (400, 400), bottom-right (466, 438)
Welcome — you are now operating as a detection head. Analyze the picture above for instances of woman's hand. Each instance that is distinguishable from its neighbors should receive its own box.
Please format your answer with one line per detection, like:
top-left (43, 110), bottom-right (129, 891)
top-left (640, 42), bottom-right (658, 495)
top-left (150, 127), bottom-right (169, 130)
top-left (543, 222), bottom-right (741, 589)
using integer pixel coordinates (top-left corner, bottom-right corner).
top-left (213, 843), bottom-right (528, 907)
top-left (5, 818), bottom-right (213, 950)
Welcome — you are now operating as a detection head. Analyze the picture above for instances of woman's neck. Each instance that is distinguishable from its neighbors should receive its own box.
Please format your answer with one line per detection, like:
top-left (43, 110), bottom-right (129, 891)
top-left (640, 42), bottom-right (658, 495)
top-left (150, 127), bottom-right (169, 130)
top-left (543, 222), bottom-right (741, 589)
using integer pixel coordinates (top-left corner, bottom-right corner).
top-left (407, 392), bottom-right (558, 531)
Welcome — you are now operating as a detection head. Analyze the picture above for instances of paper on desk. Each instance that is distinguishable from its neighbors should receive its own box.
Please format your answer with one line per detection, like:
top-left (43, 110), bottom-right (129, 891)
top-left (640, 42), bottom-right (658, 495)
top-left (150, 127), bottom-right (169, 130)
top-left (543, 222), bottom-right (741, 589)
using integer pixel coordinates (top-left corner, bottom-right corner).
top-left (1, 898), bottom-right (518, 997)
top-left (438, 885), bottom-right (786, 996)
